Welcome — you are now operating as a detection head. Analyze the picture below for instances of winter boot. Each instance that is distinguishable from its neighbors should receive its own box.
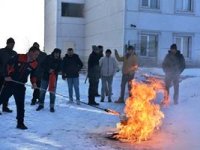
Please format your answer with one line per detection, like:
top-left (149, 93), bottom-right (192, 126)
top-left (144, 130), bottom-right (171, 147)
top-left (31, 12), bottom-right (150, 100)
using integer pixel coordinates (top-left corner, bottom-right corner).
top-left (50, 107), bottom-right (55, 112)
top-left (88, 96), bottom-right (99, 105)
top-left (76, 100), bottom-right (80, 105)
top-left (114, 98), bottom-right (124, 103)
top-left (30, 99), bottom-right (36, 105)
top-left (17, 120), bottom-right (28, 130)
top-left (36, 105), bottom-right (44, 111)
top-left (3, 107), bottom-right (13, 113)
top-left (108, 98), bottom-right (112, 102)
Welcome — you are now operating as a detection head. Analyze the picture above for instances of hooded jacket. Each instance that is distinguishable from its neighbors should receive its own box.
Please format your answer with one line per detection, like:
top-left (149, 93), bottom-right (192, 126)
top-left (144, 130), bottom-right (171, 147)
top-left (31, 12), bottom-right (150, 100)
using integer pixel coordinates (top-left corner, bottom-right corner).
top-left (99, 56), bottom-right (118, 77)
top-left (41, 49), bottom-right (62, 81)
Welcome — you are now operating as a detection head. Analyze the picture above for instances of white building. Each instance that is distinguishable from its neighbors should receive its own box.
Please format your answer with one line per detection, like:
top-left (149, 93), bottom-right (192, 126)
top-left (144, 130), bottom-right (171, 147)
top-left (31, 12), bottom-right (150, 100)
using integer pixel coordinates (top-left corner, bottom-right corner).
top-left (45, 0), bottom-right (200, 66)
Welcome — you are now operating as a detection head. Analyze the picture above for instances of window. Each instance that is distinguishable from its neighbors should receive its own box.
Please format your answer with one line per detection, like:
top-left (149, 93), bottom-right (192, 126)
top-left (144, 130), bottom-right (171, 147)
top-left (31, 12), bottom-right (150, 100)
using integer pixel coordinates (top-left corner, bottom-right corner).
top-left (61, 3), bottom-right (84, 18)
top-left (141, 0), bottom-right (160, 9)
top-left (140, 33), bottom-right (158, 57)
top-left (174, 36), bottom-right (192, 58)
top-left (176, 0), bottom-right (193, 12)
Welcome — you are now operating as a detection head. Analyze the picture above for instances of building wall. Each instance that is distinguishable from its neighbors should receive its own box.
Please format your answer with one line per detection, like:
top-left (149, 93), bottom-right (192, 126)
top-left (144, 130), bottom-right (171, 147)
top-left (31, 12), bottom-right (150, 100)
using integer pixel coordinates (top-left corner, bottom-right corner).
top-left (84, 0), bottom-right (125, 61)
top-left (56, 0), bottom-right (85, 58)
top-left (126, 0), bottom-right (200, 66)
top-left (44, 0), bottom-right (57, 54)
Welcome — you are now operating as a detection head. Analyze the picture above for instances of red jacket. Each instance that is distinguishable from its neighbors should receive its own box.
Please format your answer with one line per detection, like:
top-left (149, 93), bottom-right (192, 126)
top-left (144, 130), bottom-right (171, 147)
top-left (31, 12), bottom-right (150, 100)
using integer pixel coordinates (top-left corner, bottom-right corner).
top-left (6, 54), bottom-right (38, 84)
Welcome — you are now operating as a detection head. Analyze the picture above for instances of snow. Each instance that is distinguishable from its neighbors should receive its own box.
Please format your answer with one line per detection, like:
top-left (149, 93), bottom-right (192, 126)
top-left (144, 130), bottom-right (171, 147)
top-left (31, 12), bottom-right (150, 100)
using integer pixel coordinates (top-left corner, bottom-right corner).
top-left (0, 67), bottom-right (200, 150)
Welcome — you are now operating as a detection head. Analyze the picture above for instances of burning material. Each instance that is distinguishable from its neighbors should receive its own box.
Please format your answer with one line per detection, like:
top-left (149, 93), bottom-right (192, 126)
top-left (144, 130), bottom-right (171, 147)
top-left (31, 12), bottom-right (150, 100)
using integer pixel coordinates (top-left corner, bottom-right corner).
top-left (113, 77), bottom-right (168, 143)
top-left (105, 109), bottom-right (120, 116)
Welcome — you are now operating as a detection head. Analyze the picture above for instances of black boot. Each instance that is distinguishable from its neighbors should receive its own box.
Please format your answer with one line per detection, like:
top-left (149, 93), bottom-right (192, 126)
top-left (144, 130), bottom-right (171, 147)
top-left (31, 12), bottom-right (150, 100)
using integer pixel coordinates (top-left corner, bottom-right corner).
top-left (3, 107), bottom-right (13, 113)
top-left (88, 96), bottom-right (99, 105)
top-left (50, 107), bottom-right (55, 113)
top-left (30, 99), bottom-right (36, 105)
top-left (17, 120), bottom-right (28, 130)
top-left (36, 105), bottom-right (44, 111)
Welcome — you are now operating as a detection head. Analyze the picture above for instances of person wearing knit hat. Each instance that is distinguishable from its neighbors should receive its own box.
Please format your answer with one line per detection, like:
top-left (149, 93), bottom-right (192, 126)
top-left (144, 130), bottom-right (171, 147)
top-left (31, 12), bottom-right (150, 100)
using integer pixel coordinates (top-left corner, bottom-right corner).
top-left (162, 43), bottom-right (186, 105)
top-left (6, 37), bottom-right (15, 44)
top-left (30, 42), bottom-right (47, 105)
top-left (0, 37), bottom-right (17, 113)
top-left (36, 48), bottom-right (62, 112)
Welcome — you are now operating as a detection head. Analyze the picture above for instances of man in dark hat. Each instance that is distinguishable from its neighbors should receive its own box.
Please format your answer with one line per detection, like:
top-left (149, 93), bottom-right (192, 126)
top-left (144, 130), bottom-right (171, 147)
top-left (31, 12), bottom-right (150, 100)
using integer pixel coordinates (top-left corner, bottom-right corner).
top-left (0, 37), bottom-right (17, 112)
top-left (162, 43), bottom-right (185, 105)
top-left (87, 45), bottom-right (101, 105)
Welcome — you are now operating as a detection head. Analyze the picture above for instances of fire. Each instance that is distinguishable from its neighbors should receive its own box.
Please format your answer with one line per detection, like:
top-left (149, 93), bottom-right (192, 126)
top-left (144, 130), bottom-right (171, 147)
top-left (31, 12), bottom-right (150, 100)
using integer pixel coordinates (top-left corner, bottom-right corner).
top-left (114, 77), bottom-right (168, 142)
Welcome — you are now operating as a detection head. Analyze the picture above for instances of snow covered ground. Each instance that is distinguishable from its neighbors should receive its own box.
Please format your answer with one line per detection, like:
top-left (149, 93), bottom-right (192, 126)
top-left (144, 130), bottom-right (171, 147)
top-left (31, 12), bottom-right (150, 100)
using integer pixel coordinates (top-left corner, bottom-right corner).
top-left (0, 67), bottom-right (200, 150)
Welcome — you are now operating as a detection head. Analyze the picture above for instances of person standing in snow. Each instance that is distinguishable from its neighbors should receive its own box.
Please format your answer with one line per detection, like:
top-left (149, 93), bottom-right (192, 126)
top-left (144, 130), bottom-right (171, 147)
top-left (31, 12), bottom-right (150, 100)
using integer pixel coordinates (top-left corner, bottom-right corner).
top-left (0, 46), bottom-right (40, 129)
top-left (114, 45), bottom-right (138, 103)
top-left (0, 37), bottom-right (17, 113)
top-left (162, 43), bottom-right (185, 104)
top-left (30, 42), bottom-right (47, 105)
top-left (36, 48), bottom-right (62, 112)
top-left (62, 48), bottom-right (83, 105)
top-left (87, 45), bottom-right (101, 105)
top-left (99, 49), bottom-right (118, 102)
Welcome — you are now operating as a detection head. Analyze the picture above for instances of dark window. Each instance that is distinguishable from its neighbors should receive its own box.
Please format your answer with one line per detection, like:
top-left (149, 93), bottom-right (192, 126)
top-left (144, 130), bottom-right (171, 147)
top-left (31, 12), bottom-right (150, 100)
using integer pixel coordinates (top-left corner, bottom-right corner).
top-left (61, 3), bottom-right (84, 18)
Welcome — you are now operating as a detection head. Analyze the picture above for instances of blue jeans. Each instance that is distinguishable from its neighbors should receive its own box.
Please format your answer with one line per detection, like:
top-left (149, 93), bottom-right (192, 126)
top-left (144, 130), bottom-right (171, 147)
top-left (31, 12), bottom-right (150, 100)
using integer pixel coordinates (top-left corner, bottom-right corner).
top-left (67, 78), bottom-right (80, 101)
top-left (101, 76), bottom-right (113, 100)
top-left (39, 79), bottom-right (57, 108)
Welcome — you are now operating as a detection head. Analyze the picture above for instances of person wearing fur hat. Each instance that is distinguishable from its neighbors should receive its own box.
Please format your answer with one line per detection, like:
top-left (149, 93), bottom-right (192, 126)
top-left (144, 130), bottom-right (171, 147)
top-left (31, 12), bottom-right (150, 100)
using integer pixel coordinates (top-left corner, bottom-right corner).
top-left (162, 43), bottom-right (185, 105)
top-left (36, 48), bottom-right (62, 112)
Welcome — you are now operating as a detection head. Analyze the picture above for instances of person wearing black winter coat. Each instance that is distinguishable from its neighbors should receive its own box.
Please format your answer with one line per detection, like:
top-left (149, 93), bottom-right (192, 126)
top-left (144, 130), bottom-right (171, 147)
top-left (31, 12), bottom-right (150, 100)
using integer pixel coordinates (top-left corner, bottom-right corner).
top-left (0, 37), bottom-right (17, 113)
top-left (87, 45), bottom-right (101, 105)
top-left (36, 48), bottom-right (62, 112)
top-left (30, 42), bottom-right (47, 105)
top-left (0, 46), bottom-right (40, 129)
top-left (62, 48), bottom-right (83, 105)
top-left (162, 43), bottom-right (185, 105)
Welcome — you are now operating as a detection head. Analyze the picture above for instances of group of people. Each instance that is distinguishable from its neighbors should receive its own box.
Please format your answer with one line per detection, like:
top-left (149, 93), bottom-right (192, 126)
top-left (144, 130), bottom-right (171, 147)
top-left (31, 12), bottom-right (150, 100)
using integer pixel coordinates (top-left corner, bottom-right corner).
top-left (0, 37), bottom-right (186, 130)
top-left (0, 38), bottom-right (83, 130)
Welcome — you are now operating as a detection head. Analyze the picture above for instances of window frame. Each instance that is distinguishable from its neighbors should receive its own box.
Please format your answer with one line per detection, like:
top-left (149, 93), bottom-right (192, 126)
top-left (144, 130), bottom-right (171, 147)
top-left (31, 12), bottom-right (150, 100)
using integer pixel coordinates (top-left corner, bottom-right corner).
top-left (140, 0), bottom-right (160, 10)
top-left (139, 32), bottom-right (159, 58)
top-left (173, 34), bottom-right (192, 59)
top-left (61, 2), bottom-right (84, 18)
top-left (175, 0), bottom-right (194, 14)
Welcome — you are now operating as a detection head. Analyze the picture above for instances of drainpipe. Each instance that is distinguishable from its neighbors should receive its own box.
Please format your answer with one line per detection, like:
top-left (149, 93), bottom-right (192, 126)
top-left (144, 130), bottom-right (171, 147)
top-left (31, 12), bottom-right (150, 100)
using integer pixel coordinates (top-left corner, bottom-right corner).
top-left (122, 0), bottom-right (127, 55)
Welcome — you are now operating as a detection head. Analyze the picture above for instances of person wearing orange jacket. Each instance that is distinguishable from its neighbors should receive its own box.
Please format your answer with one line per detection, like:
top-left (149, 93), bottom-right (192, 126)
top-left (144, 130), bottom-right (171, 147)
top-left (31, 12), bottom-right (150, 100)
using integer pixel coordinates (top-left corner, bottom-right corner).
top-left (0, 46), bottom-right (40, 129)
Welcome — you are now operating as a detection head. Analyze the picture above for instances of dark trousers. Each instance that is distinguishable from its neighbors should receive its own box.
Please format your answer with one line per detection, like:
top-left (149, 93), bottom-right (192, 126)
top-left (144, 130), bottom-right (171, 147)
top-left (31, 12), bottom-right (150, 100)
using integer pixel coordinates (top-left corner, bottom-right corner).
top-left (32, 79), bottom-right (41, 102)
top-left (0, 82), bottom-right (26, 122)
top-left (88, 78), bottom-right (98, 103)
top-left (119, 73), bottom-right (135, 101)
top-left (164, 74), bottom-right (180, 104)
top-left (95, 79), bottom-right (100, 95)
top-left (0, 75), bottom-right (9, 110)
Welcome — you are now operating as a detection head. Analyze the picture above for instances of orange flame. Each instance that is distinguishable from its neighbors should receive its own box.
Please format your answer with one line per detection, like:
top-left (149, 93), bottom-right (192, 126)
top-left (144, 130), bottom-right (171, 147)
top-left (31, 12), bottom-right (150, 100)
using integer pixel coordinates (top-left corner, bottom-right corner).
top-left (114, 77), bottom-right (168, 142)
